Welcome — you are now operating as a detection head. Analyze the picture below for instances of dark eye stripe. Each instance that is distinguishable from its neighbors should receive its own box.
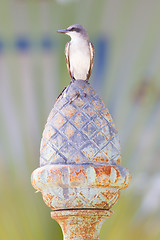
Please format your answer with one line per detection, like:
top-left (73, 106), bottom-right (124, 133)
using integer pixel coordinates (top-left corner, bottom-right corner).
top-left (70, 27), bottom-right (81, 32)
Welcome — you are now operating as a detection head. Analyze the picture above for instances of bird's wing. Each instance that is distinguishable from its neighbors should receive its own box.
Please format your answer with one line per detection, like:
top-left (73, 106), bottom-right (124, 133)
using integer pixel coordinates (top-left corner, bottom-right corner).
top-left (65, 42), bottom-right (72, 79)
top-left (87, 42), bottom-right (95, 80)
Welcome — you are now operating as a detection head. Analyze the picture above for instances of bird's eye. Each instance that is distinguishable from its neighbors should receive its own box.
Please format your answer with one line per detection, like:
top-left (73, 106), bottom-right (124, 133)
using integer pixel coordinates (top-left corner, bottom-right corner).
top-left (70, 27), bottom-right (76, 31)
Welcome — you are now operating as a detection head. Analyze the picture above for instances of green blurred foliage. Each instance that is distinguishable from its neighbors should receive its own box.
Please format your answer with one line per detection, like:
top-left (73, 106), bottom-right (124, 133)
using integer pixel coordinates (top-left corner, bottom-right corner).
top-left (0, 0), bottom-right (160, 239)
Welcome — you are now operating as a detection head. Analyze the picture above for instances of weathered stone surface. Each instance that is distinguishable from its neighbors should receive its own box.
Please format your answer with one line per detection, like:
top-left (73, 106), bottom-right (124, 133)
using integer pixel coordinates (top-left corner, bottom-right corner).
top-left (31, 80), bottom-right (131, 210)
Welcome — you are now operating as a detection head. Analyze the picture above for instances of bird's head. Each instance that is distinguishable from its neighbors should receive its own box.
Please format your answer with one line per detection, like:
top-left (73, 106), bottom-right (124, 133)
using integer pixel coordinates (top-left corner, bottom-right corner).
top-left (57, 24), bottom-right (89, 41)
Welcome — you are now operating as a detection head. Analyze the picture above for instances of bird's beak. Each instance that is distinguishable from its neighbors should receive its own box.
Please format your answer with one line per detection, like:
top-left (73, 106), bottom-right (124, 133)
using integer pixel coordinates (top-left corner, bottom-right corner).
top-left (56, 29), bottom-right (68, 34)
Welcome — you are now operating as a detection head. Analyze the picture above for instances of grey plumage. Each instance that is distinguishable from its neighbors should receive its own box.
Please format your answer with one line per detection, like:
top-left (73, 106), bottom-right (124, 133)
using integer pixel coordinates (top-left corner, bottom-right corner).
top-left (57, 24), bottom-right (94, 81)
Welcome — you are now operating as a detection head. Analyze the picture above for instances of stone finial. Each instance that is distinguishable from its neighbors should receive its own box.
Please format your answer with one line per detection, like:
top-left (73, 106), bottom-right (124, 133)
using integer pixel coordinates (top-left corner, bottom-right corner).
top-left (31, 80), bottom-right (131, 239)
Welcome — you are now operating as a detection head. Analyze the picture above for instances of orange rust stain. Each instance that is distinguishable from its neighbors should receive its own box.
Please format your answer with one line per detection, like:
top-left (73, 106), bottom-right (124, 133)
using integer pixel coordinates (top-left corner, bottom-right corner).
top-left (92, 156), bottom-right (109, 163)
top-left (94, 120), bottom-right (101, 129)
top-left (105, 136), bottom-right (109, 142)
top-left (116, 158), bottom-right (121, 165)
top-left (70, 168), bottom-right (86, 182)
top-left (60, 214), bottom-right (102, 239)
top-left (36, 186), bottom-right (41, 192)
top-left (73, 112), bottom-right (81, 128)
top-left (94, 166), bottom-right (111, 177)
top-left (43, 124), bottom-right (57, 140)
top-left (50, 205), bottom-right (56, 210)
top-left (91, 99), bottom-right (103, 111)
top-left (46, 130), bottom-right (52, 140)
top-left (93, 166), bottom-right (112, 187)
top-left (62, 105), bottom-right (77, 118)
top-left (106, 113), bottom-right (112, 122)
top-left (75, 155), bottom-right (81, 163)
top-left (47, 169), bottom-right (62, 183)
top-left (40, 141), bottom-right (47, 152)
top-left (101, 108), bottom-right (112, 122)
top-left (37, 174), bottom-right (41, 181)
top-left (100, 190), bottom-right (120, 208)
top-left (74, 97), bottom-right (84, 108)
top-left (124, 175), bottom-right (127, 184)
top-left (123, 175), bottom-right (130, 189)
top-left (41, 139), bottom-right (47, 149)
top-left (51, 210), bottom-right (112, 239)
top-left (53, 113), bottom-right (66, 129)
top-left (105, 166), bottom-right (111, 175)
top-left (88, 87), bottom-right (96, 95)
top-left (65, 126), bottom-right (75, 138)
top-left (116, 169), bottom-right (121, 178)
top-left (113, 169), bottom-right (120, 184)
top-left (87, 107), bottom-right (96, 116)
top-left (43, 193), bottom-right (53, 207)
top-left (31, 176), bottom-right (41, 191)
top-left (90, 195), bottom-right (110, 208)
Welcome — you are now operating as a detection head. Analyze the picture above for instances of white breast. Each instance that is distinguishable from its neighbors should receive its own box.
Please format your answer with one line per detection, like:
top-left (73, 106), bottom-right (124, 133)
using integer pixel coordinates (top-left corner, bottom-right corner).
top-left (69, 39), bottom-right (90, 80)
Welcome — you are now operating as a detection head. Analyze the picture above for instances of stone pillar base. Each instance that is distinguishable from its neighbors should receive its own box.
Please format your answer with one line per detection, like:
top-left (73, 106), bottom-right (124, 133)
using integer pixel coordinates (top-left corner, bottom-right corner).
top-left (51, 209), bottom-right (112, 240)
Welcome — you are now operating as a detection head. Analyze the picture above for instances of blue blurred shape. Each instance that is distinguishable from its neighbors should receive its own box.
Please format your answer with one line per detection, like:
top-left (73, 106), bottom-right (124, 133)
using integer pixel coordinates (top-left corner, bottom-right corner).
top-left (15, 36), bottom-right (31, 52)
top-left (93, 36), bottom-right (109, 90)
top-left (0, 39), bottom-right (4, 53)
top-left (41, 36), bottom-right (55, 51)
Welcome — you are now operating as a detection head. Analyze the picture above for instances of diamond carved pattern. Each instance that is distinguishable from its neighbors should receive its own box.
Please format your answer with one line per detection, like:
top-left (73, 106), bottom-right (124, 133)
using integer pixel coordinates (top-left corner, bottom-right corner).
top-left (61, 103), bottom-right (77, 118)
top-left (82, 104), bottom-right (97, 117)
top-left (71, 111), bottom-right (89, 129)
top-left (51, 132), bottom-right (66, 150)
top-left (70, 151), bottom-right (88, 164)
top-left (42, 124), bottom-right (56, 141)
top-left (81, 141), bottom-right (99, 159)
top-left (70, 131), bottom-right (89, 147)
top-left (51, 112), bottom-right (67, 130)
top-left (92, 131), bottom-right (108, 148)
top-left (44, 187), bottom-right (120, 210)
top-left (89, 96), bottom-right (104, 111)
top-left (60, 142), bottom-right (77, 160)
top-left (92, 114), bottom-right (108, 129)
top-left (60, 122), bottom-right (77, 140)
top-left (102, 142), bottom-right (119, 160)
top-left (40, 80), bottom-right (121, 165)
top-left (82, 121), bottom-right (98, 138)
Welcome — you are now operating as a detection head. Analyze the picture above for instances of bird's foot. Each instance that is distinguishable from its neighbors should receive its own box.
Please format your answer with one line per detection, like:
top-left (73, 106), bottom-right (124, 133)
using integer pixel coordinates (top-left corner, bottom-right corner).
top-left (70, 77), bottom-right (76, 83)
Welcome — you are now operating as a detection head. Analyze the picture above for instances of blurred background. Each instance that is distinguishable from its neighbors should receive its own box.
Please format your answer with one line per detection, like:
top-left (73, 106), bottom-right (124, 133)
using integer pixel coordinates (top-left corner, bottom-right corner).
top-left (0, 0), bottom-right (160, 239)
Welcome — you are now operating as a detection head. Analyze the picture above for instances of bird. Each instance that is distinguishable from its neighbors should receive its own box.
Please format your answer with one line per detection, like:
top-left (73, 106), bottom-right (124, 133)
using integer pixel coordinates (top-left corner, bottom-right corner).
top-left (57, 24), bottom-right (94, 82)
